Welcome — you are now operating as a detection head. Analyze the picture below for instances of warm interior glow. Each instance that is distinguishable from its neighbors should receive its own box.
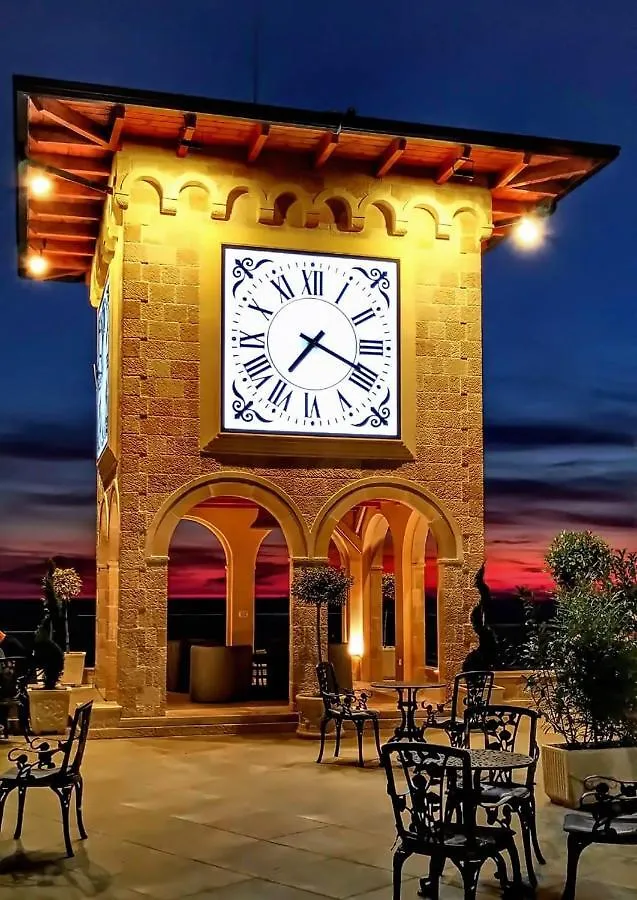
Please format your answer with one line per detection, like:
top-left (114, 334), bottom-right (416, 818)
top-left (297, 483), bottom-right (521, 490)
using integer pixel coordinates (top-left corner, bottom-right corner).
top-left (348, 633), bottom-right (364, 657)
top-left (28, 173), bottom-right (52, 197)
top-left (513, 215), bottom-right (544, 249)
top-left (26, 254), bottom-right (49, 277)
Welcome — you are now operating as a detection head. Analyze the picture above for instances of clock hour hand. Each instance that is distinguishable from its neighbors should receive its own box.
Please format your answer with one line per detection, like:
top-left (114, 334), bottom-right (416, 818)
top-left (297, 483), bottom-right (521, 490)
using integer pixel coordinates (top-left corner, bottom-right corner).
top-left (288, 329), bottom-right (325, 373)
top-left (298, 332), bottom-right (358, 370)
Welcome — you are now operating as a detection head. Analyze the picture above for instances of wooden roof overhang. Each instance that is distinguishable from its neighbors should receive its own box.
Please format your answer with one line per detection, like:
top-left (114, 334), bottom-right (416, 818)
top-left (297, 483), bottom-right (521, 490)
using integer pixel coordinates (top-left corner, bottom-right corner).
top-left (13, 75), bottom-right (619, 282)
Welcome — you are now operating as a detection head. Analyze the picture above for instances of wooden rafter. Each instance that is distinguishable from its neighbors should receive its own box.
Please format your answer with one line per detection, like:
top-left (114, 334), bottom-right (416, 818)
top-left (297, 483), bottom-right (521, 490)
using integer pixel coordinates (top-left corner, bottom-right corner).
top-left (28, 153), bottom-right (111, 177)
top-left (108, 104), bottom-right (126, 150)
top-left (247, 123), bottom-right (270, 163)
top-left (435, 144), bottom-right (471, 184)
top-left (29, 125), bottom-right (101, 148)
top-left (176, 113), bottom-right (197, 158)
top-left (32, 97), bottom-right (109, 147)
top-left (313, 131), bottom-right (339, 169)
top-left (27, 160), bottom-right (109, 196)
top-left (375, 138), bottom-right (406, 177)
top-left (509, 157), bottom-right (593, 187)
top-left (512, 179), bottom-right (563, 197)
top-left (33, 240), bottom-right (95, 257)
top-left (492, 199), bottom-right (537, 218)
top-left (492, 152), bottom-right (531, 189)
top-left (29, 201), bottom-right (102, 222)
top-left (29, 221), bottom-right (98, 240)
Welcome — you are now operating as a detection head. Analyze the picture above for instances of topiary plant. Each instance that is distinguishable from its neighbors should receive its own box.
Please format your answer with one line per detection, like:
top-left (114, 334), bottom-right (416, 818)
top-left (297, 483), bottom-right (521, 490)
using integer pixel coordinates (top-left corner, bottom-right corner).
top-left (545, 530), bottom-right (612, 591)
top-left (292, 565), bottom-right (352, 666)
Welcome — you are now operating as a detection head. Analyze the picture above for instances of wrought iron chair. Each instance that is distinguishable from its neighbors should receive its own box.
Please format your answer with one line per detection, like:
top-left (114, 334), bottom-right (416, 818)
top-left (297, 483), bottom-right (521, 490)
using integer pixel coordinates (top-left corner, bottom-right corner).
top-left (562, 776), bottom-right (637, 900)
top-left (0, 657), bottom-right (31, 739)
top-left (382, 741), bottom-right (522, 900)
top-left (462, 704), bottom-right (545, 887)
top-left (0, 699), bottom-right (93, 857)
top-left (316, 661), bottom-right (381, 767)
top-left (430, 670), bottom-right (494, 748)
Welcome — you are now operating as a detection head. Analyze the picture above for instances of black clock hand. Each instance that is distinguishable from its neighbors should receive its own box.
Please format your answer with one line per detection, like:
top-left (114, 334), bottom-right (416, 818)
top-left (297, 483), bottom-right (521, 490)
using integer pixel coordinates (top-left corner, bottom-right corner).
top-left (288, 329), bottom-right (325, 373)
top-left (298, 332), bottom-right (358, 370)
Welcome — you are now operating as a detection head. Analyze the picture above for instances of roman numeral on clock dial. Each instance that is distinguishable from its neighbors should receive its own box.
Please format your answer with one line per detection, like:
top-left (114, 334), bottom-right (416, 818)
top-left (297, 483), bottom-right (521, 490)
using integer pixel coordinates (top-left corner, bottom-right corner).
top-left (268, 379), bottom-right (293, 411)
top-left (244, 354), bottom-right (272, 389)
top-left (301, 269), bottom-right (323, 296)
top-left (239, 330), bottom-right (265, 348)
top-left (247, 299), bottom-right (273, 320)
top-left (304, 393), bottom-right (320, 418)
top-left (352, 307), bottom-right (375, 326)
top-left (359, 338), bottom-right (383, 356)
top-left (349, 363), bottom-right (377, 391)
top-left (271, 274), bottom-right (294, 301)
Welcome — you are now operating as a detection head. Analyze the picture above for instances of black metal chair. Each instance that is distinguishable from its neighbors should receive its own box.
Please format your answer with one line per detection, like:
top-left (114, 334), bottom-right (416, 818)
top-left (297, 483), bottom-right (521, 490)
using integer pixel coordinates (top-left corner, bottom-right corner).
top-left (316, 661), bottom-right (381, 767)
top-left (0, 699), bottom-right (93, 857)
top-left (562, 776), bottom-right (637, 900)
top-left (462, 704), bottom-right (545, 887)
top-left (0, 657), bottom-right (31, 739)
top-left (382, 741), bottom-right (522, 900)
top-left (431, 670), bottom-right (494, 748)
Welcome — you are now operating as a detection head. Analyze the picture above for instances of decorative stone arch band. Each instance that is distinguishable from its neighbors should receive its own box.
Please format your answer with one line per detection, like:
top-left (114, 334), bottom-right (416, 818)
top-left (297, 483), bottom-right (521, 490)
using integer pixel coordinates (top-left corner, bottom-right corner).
top-left (144, 471), bottom-right (310, 563)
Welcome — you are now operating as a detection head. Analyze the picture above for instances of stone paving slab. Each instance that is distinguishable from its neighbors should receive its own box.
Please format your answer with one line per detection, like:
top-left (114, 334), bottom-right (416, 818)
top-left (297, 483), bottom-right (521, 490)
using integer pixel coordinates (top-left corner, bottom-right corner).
top-left (0, 730), bottom-right (634, 898)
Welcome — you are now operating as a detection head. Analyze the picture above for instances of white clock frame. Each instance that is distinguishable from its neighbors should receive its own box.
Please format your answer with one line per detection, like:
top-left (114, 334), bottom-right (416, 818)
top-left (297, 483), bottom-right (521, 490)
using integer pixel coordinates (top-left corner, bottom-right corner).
top-left (220, 245), bottom-right (400, 442)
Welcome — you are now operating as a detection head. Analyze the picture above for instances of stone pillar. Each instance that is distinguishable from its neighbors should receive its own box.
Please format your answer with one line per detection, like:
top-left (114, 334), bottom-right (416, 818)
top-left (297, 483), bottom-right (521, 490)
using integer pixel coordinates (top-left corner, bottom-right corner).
top-left (436, 560), bottom-right (467, 685)
top-left (380, 503), bottom-right (412, 680)
top-left (409, 560), bottom-right (426, 682)
top-left (290, 559), bottom-right (328, 702)
top-left (187, 507), bottom-right (270, 648)
top-left (362, 561), bottom-right (383, 681)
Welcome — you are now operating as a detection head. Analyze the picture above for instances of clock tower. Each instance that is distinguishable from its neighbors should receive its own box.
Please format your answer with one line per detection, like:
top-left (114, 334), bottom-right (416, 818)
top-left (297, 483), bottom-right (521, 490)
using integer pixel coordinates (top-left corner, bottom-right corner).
top-left (13, 76), bottom-right (618, 724)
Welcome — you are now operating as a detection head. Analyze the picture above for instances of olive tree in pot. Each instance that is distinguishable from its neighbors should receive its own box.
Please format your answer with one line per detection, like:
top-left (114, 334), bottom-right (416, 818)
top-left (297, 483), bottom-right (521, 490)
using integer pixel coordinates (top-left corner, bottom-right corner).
top-left (292, 564), bottom-right (352, 738)
top-left (525, 530), bottom-right (637, 807)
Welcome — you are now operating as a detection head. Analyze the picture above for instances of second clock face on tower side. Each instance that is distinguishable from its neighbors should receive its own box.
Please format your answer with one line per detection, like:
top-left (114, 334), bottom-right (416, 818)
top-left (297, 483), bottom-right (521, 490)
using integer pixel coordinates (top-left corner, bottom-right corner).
top-left (221, 246), bottom-right (400, 440)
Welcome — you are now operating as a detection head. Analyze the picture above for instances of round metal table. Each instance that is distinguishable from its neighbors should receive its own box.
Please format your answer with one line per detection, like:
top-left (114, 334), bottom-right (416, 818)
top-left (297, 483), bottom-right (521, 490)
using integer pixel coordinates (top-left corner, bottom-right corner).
top-left (372, 681), bottom-right (446, 742)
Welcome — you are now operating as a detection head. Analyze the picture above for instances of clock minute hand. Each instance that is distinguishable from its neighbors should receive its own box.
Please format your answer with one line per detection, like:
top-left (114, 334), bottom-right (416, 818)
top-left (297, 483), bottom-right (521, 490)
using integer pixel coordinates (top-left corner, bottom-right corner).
top-left (288, 329), bottom-right (325, 373)
top-left (299, 332), bottom-right (358, 370)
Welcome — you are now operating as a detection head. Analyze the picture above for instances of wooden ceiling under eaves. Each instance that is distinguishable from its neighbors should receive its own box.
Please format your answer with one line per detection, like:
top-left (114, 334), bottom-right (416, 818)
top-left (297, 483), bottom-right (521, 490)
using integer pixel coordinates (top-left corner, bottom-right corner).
top-left (13, 76), bottom-right (619, 281)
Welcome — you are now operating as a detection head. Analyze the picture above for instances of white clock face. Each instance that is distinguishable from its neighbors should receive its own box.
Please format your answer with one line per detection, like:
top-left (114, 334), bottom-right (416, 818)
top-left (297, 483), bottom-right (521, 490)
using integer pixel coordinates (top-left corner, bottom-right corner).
top-left (96, 277), bottom-right (110, 458)
top-left (221, 246), bottom-right (400, 439)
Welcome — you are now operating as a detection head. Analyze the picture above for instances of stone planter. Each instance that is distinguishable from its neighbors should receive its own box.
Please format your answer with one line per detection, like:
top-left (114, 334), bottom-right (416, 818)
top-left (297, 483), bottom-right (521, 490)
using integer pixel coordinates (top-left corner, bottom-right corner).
top-left (328, 644), bottom-right (352, 692)
top-left (189, 644), bottom-right (253, 703)
top-left (28, 686), bottom-right (71, 735)
top-left (60, 651), bottom-right (86, 687)
top-left (296, 693), bottom-right (324, 739)
top-left (541, 742), bottom-right (637, 808)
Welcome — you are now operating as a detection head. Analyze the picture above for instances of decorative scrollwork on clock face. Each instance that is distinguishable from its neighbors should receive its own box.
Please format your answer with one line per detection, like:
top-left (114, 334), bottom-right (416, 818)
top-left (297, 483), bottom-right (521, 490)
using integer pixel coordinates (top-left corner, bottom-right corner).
top-left (96, 276), bottom-right (110, 459)
top-left (221, 246), bottom-right (400, 439)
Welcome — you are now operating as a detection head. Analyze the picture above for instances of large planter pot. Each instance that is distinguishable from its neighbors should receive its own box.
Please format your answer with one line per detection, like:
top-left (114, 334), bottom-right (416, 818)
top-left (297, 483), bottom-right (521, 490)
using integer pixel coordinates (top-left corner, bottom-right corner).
top-left (60, 651), bottom-right (86, 687)
top-left (328, 644), bottom-right (352, 691)
top-left (541, 742), bottom-right (637, 808)
top-left (189, 644), bottom-right (253, 703)
top-left (296, 693), bottom-right (325, 739)
top-left (28, 686), bottom-right (71, 735)
top-left (382, 647), bottom-right (395, 680)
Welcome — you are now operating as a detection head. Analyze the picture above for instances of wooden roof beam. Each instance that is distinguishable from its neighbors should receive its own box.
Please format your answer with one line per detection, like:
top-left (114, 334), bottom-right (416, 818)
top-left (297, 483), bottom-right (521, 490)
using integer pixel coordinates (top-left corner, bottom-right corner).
top-left (492, 152), bottom-right (531, 189)
top-left (176, 113), bottom-right (197, 158)
top-left (26, 159), bottom-right (110, 197)
top-left (247, 123), bottom-right (270, 163)
top-left (32, 97), bottom-right (109, 147)
top-left (30, 240), bottom-right (95, 257)
top-left (29, 221), bottom-right (98, 240)
top-left (492, 199), bottom-right (537, 218)
top-left (108, 104), bottom-right (126, 150)
top-left (375, 137), bottom-right (406, 177)
top-left (29, 200), bottom-right (102, 222)
top-left (509, 157), bottom-right (594, 187)
top-left (435, 144), bottom-right (472, 184)
top-left (313, 131), bottom-right (339, 169)
top-left (28, 154), bottom-right (111, 177)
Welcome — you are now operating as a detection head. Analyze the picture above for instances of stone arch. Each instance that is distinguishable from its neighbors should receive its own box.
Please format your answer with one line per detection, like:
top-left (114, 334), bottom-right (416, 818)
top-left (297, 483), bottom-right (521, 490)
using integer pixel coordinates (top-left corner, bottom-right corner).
top-left (310, 188), bottom-right (363, 231)
top-left (211, 184), bottom-right (268, 222)
top-left (403, 197), bottom-right (450, 240)
top-left (145, 471), bottom-right (309, 563)
top-left (311, 477), bottom-right (462, 563)
top-left (182, 513), bottom-right (232, 561)
top-left (261, 183), bottom-right (310, 226)
top-left (115, 171), bottom-right (165, 211)
top-left (358, 195), bottom-right (406, 236)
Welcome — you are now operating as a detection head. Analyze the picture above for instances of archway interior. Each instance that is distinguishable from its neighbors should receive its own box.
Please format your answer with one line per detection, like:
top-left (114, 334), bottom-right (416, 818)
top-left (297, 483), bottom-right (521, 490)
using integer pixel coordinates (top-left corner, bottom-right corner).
top-left (327, 497), bottom-right (439, 684)
top-left (166, 495), bottom-right (290, 702)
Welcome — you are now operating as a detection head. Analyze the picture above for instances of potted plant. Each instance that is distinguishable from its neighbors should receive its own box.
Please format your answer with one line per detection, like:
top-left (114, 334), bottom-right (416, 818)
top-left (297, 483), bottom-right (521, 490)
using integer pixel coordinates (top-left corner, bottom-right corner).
top-left (525, 531), bottom-right (637, 807)
top-left (381, 573), bottom-right (396, 678)
top-left (292, 564), bottom-right (351, 737)
top-left (44, 560), bottom-right (86, 686)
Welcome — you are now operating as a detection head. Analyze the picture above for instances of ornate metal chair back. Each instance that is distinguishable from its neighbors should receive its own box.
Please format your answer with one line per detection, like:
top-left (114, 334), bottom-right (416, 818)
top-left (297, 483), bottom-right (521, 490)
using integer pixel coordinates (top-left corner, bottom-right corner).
top-left (451, 670), bottom-right (494, 722)
top-left (579, 776), bottom-right (637, 833)
top-left (316, 661), bottom-right (341, 713)
top-left (468, 703), bottom-right (539, 786)
top-left (0, 657), bottom-right (28, 701)
top-left (59, 700), bottom-right (93, 777)
top-left (381, 742), bottom-right (476, 848)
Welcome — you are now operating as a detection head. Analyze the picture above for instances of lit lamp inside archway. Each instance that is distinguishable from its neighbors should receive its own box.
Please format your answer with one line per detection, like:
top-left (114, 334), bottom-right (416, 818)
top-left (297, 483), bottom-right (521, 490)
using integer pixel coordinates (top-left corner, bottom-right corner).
top-left (348, 632), bottom-right (364, 682)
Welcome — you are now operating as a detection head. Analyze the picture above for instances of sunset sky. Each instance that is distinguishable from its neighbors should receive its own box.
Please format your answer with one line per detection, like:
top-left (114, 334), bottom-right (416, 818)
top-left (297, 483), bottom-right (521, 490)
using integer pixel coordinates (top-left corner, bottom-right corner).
top-left (0, 1), bottom-right (635, 603)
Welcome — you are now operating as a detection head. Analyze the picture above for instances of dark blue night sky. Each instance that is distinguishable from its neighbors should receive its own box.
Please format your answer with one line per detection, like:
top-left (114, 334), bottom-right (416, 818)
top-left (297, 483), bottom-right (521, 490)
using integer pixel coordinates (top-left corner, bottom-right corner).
top-left (0, 0), bottom-right (635, 598)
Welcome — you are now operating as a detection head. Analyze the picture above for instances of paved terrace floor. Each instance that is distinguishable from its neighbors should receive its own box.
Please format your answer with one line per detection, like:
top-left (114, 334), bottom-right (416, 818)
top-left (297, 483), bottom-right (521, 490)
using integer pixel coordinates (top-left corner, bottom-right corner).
top-left (0, 728), bottom-right (633, 900)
